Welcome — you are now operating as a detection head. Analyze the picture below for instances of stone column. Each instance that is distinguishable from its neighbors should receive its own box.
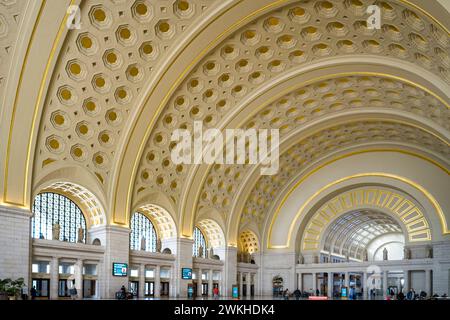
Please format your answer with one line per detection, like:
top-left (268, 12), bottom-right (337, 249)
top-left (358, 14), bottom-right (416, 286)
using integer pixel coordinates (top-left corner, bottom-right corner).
top-left (89, 225), bottom-right (130, 299)
top-left (252, 252), bottom-right (262, 296)
top-left (50, 257), bottom-right (59, 300)
top-left (139, 264), bottom-right (145, 299)
top-left (312, 272), bottom-right (317, 295)
top-left (197, 268), bottom-right (203, 297)
top-left (397, 276), bottom-right (402, 293)
top-left (425, 269), bottom-right (432, 297)
top-left (215, 246), bottom-right (237, 297)
top-left (0, 206), bottom-right (32, 288)
top-left (362, 272), bottom-right (368, 299)
top-left (344, 272), bottom-right (350, 288)
top-left (239, 272), bottom-right (244, 298)
top-left (327, 272), bottom-right (333, 298)
top-left (74, 259), bottom-right (83, 299)
top-left (209, 269), bottom-right (214, 297)
top-left (246, 272), bottom-right (251, 297)
top-left (383, 271), bottom-right (388, 299)
top-left (297, 273), bottom-right (303, 291)
top-left (252, 273), bottom-right (257, 297)
top-left (403, 270), bottom-right (410, 292)
top-left (154, 265), bottom-right (161, 298)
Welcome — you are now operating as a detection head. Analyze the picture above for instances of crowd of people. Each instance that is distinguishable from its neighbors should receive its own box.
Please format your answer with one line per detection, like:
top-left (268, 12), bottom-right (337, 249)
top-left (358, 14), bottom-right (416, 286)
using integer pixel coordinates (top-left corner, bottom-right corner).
top-left (277, 287), bottom-right (448, 300)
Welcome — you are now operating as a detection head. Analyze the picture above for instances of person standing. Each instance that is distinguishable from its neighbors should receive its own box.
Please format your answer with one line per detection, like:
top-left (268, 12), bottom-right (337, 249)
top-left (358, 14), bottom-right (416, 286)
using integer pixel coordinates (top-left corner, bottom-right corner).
top-left (283, 288), bottom-right (290, 300)
top-left (213, 286), bottom-right (219, 299)
top-left (69, 284), bottom-right (78, 300)
top-left (406, 288), bottom-right (414, 300)
top-left (30, 286), bottom-right (37, 300)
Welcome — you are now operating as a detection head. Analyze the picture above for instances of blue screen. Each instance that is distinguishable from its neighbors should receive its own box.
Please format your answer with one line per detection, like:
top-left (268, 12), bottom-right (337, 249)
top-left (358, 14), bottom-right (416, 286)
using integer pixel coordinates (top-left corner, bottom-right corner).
top-left (182, 268), bottom-right (192, 280)
top-left (112, 263), bottom-right (128, 277)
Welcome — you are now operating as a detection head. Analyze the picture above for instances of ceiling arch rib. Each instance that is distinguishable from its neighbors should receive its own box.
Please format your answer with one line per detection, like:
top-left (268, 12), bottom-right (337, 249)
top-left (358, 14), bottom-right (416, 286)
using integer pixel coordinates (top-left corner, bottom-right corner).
top-left (127, 0), bottom-right (450, 232)
top-left (234, 120), bottom-right (448, 227)
top-left (224, 118), bottom-right (449, 246)
top-left (197, 75), bottom-right (450, 221)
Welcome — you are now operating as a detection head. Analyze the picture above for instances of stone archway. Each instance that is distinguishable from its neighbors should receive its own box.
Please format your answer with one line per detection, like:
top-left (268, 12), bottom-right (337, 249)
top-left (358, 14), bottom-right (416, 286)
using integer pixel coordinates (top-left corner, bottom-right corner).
top-left (301, 186), bottom-right (432, 253)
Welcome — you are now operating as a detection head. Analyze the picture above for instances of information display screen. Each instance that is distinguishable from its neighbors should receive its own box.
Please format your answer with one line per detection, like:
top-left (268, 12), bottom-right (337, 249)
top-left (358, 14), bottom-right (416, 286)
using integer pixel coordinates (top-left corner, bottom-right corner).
top-left (232, 285), bottom-right (239, 299)
top-left (112, 263), bottom-right (128, 277)
top-left (181, 268), bottom-right (192, 280)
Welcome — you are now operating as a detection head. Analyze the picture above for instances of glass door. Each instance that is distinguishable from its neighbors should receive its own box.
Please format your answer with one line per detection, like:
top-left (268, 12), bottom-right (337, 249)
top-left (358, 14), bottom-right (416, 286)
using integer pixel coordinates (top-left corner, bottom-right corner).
top-left (58, 279), bottom-right (73, 298)
top-left (129, 281), bottom-right (139, 297)
top-left (202, 283), bottom-right (208, 296)
top-left (145, 281), bottom-right (154, 297)
top-left (32, 279), bottom-right (50, 298)
top-left (161, 282), bottom-right (170, 296)
top-left (83, 279), bottom-right (96, 298)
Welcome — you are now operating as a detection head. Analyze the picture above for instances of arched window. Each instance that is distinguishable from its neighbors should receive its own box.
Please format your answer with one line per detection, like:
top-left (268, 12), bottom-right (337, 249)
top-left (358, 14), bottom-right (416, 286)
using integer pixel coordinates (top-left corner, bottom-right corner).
top-left (32, 192), bottom-right (86, 243)
top-left (130, 212), bottom-right (157, 252)
top-left (193, 227), bottom-right (207, 257)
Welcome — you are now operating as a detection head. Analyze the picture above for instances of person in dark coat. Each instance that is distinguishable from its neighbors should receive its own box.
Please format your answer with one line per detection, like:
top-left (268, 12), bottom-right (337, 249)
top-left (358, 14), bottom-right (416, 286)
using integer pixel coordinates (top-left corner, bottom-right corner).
top-left (30, 286), bottom-right (37, 300)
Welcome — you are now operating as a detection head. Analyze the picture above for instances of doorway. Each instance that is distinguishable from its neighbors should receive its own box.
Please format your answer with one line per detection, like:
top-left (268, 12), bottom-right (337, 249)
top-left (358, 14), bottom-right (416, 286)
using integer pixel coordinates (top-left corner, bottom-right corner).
top-left (83, 279), bottom-right (96, 298)
top-left (145, 281), bottom-right (154, 297)
top-left (58, 279), bottom-right (74, 298)
top-left (161, 282), bottom-right (170, 296)
top-left (129, 281), bottom-right (139, 297)
top-left (32, 279), bottom-right (50, 298)
top-left (201, 282), bottom-right (208, 296)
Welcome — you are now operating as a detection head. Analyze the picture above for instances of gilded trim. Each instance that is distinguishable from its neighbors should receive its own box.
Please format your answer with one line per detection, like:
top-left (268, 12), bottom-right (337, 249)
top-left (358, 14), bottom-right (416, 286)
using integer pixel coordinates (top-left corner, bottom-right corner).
top-left (268, 171), bottom-right (449, 249)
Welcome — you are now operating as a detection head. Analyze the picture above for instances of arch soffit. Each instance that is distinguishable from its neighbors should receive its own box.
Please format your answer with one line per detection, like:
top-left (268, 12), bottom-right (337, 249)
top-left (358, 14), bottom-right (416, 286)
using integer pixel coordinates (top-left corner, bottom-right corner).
top-left (120, 0), bottom-right (450, 231)
top-left (303, 186), bottom-right (432, 253)
top-left (226, 118), bottom-right (450, 247)
top-left (32, 165), bottom-right (107, 227)
top-left (270, 172), bottom-right (448, 251)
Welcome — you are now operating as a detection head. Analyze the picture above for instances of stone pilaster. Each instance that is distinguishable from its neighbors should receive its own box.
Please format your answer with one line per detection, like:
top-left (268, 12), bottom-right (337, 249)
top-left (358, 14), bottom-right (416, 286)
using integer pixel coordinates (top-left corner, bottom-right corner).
top-left (89, 225), bottom-right (130, 299)
top-left (432, 241), bottom-right (450, 295)
top-left (215, 246), bottom-right (237, 297)
top-left (164, 237), bottom-right (193, 297)
top-left (0, 205), bottom-right (32, 288)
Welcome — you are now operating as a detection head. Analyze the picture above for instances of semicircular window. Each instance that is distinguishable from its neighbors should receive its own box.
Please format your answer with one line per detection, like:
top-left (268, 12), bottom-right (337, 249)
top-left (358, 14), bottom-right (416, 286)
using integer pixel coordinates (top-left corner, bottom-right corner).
top-left (130, 212), bottom-right (157, 252)
top-left (32, 192), bottom-right (87, 243)
top-left (193, 227), bottom-right (207, 257)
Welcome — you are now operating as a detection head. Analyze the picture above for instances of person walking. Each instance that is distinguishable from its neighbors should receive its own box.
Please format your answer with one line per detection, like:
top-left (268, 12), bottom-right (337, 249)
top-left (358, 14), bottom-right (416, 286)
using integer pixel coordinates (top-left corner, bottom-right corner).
top-left (293, 289), bottom-right (301, 300)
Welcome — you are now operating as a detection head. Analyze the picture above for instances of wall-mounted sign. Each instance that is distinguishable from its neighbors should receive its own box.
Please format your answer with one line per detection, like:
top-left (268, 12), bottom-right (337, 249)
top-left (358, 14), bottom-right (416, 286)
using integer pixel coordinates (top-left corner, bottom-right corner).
top-left (181, 268), bottom-right (192, 280)
top-left (232, 285), bottom-right (239, 299)
top-left (112, 263), bottom-right (128, 277)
